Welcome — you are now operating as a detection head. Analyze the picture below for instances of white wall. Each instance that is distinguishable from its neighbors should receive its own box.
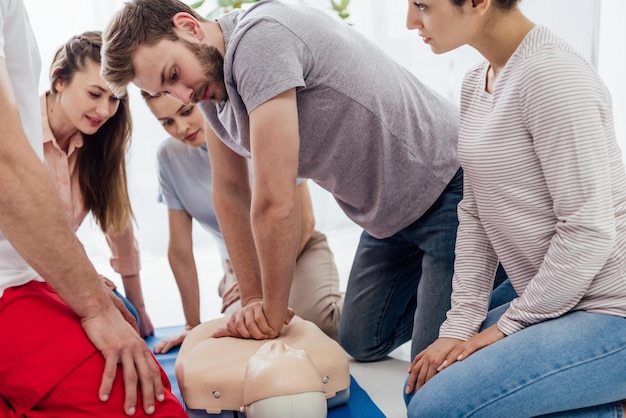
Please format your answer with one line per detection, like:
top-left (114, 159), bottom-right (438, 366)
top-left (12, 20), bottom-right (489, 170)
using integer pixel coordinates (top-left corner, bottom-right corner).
top-left (22, 0), bottom-right (625, 327)
top-left (598, 0), bottom-right (626, 153)
top-left (347, 0), bottom-right (599, 104)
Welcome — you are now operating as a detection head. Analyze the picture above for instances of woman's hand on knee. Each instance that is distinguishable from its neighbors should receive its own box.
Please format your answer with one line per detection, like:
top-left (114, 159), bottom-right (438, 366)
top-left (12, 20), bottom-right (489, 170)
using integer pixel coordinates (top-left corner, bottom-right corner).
top-left (454, 324), bottom-right (505, 362)
top-left (406, 338), bottom-right (463, 395)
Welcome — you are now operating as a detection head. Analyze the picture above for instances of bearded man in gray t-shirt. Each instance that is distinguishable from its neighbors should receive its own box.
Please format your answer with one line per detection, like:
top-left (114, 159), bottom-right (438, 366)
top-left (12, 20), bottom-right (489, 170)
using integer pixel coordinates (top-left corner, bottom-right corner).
top-left (102, 0), bottom-right (463, 361)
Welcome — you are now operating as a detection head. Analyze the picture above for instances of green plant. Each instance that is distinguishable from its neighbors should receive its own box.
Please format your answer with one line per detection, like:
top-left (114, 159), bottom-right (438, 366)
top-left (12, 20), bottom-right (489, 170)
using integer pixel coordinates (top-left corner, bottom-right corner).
top-left (190, 0), bottom-right (350, 21)
top-left (329, 0), bottom-right (350, 20)
top-left (190, 0), bottom-right (257, 18)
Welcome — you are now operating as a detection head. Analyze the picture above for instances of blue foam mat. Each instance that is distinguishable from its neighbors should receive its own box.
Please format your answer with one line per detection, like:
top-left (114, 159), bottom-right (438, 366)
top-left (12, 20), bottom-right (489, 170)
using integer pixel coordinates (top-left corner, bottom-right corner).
top-left (145, 326), bottom-right (385, 418)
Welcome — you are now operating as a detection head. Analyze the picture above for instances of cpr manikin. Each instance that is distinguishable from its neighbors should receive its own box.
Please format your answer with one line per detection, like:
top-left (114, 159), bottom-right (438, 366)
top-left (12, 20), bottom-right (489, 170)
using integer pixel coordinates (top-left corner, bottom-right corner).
top-left (242, 340), bottom-right (326, 418)
top-left (175, 316), bottom-right (350, 418)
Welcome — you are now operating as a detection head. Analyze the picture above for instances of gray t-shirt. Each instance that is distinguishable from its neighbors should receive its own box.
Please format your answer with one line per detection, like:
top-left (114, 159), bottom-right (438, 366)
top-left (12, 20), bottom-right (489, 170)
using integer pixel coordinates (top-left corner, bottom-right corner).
top-left (201, 0), bottom-right (459, 238)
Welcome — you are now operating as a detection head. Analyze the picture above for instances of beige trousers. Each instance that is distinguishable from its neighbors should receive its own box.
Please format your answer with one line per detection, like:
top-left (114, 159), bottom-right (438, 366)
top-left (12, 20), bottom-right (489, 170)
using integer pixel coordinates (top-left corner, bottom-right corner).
top-left (219, 231), bottom-right (343, 341)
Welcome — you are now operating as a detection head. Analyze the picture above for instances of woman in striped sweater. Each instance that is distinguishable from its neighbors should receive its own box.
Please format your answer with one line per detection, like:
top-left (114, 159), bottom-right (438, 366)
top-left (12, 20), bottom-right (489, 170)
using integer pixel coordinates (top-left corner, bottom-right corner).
top-left (404, 0), bottom-right (626, 416)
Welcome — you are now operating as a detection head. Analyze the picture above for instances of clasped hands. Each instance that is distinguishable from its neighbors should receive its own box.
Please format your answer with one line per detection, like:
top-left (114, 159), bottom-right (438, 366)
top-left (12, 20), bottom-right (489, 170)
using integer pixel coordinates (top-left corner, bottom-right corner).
top-left (406, 324), bottom-right (505, 395)
top-left (212, 298), bottom-right (295, 340)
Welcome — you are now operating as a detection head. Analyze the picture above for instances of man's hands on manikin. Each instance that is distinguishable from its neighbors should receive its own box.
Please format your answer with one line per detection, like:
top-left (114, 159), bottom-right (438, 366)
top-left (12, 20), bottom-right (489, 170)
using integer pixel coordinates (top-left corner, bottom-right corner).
top-left (212, 298), bottom-right (295, 339)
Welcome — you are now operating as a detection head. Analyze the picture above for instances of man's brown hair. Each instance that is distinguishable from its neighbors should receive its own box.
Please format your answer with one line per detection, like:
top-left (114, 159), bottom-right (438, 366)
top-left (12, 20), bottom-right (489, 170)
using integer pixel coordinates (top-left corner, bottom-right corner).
top-left (101, 0), bottom-right (205, 97)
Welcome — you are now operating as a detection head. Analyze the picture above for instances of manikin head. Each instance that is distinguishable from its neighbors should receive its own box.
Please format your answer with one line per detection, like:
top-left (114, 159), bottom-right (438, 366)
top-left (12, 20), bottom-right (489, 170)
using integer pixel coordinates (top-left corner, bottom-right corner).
top-left (242, 340), bottom-right (326, 418)
top-left (175, 316), bottom-right (351, 414)
top-left (102, 0), bottom-right (227, 104)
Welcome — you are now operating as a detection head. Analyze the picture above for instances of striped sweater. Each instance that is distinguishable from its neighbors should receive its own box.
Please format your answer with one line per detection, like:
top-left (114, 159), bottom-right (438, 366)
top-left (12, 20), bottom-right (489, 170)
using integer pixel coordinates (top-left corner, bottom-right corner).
top-left (440, 25), bottom-right (626, 341)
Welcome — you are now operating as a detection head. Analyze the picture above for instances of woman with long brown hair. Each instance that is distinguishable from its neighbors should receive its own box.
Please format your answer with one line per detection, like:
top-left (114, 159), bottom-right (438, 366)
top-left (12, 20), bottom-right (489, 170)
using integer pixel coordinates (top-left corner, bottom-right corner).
top-left (42, 31), bottom-right (154, 337)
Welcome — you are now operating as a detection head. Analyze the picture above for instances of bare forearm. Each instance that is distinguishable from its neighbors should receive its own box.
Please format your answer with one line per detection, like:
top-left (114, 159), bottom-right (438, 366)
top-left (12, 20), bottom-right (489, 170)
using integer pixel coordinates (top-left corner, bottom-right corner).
top-left (121, 273), bottom-right (154, 337)
top-left (214, 190), bottom-right (263, 306)
top-left (0, 145), bottom-right (109, 317)
top-left (168, 248), bottom-right (201, 327)
top-left (251, 199), bottom-right (300, 317)
top-left (1, 55), bottom-right (163, 412)
top-left (296, 181), bottom-right (315, 256)
top-left (246, 88), bottom-right (301, 314)
top-left (120, 273), bottom-right (147, 311)
top-left (0, 64), bottom-right (109, 317)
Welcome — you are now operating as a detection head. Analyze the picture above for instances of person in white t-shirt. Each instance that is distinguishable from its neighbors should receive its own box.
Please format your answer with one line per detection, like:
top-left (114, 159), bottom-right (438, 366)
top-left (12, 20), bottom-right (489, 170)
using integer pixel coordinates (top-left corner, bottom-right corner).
top-left (0, 1), bottom-right (184, 416)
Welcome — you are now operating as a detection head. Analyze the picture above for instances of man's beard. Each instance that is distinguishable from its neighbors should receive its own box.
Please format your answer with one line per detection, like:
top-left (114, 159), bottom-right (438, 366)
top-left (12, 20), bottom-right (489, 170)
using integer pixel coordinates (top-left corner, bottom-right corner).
top-left (180, 38), bottom-right (227, 103)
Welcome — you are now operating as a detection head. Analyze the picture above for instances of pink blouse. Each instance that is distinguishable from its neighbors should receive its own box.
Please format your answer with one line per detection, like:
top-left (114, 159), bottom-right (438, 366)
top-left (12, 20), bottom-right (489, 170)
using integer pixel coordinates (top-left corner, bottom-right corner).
top-left (40, 94), bottom-right (140, 276)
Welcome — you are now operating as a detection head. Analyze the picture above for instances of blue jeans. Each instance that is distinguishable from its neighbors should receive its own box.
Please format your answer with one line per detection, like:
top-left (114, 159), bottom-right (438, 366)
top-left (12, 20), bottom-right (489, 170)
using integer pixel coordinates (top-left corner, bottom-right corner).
top-left (339, 169), bottom-right (463, 361)
top-left (113, 289), bottom-right (140, 330)
top-left (406, 304), bottom-right (626, 417)
top-left (489, 277), bottom-right (518, 310)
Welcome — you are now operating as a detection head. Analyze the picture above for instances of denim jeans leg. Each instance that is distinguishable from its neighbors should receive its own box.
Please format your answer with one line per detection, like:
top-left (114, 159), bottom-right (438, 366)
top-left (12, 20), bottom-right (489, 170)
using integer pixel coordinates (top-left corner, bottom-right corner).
top-left (488, 277), bottom-right (518, 310)
top-left (113, 289), bottom-right (140, 330)
top-left (408, 311), bottom-right (626, 418)
top-left (408, 169), bottom-right (462, 359)
top-left (340, 169), bottom-right (462, 362)
top-left (339, 229), bottom-right (423, 361)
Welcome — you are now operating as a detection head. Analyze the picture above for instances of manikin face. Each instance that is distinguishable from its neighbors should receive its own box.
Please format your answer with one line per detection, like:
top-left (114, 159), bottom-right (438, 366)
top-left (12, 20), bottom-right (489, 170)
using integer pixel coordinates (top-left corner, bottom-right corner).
top-left (132, 37), bottom-right (226, 105)
top-left (243, 341), bottom-right (326, 417)
top-left (54, 59), bottom-right (120, 135)
top-left (405, 0), bottom-right (474, 54)
top-left (147, 94), bottom-right (206, 147)
top-left (244, 341), bottom-right (324, 403)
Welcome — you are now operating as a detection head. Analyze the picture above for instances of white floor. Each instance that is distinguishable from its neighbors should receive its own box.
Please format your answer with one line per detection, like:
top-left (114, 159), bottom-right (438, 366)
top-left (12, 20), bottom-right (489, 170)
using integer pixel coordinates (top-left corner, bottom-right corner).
top-left (348, 344), bottom-right (411, 418)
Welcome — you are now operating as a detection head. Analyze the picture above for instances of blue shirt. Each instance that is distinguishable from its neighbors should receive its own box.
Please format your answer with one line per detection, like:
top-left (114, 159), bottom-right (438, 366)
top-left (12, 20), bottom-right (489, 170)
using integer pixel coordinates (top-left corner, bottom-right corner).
top-left (156, 137), bottom-right (304, 260)
top-left (157, 138), bottom-right (229, 259)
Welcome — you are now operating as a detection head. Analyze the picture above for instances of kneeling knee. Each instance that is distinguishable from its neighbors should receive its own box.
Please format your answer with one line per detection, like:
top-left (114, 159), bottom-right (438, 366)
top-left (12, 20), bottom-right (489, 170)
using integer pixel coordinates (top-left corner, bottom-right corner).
top-left (338, 335), bottom-right (389, 362)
